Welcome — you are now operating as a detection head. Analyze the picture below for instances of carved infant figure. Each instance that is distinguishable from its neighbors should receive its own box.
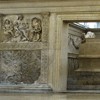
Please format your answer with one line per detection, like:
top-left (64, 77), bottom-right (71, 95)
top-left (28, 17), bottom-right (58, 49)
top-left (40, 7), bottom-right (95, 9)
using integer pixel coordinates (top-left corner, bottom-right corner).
top-left (3, 19), bottom-right (14, 42)
top-left (30, 17), bottom-right (42, 42)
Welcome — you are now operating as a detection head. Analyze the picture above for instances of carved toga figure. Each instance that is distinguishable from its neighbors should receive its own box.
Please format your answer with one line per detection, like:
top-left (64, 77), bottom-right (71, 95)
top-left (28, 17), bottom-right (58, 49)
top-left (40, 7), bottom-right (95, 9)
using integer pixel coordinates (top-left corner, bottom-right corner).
top-left (14, 15), bottom-right (29, 42)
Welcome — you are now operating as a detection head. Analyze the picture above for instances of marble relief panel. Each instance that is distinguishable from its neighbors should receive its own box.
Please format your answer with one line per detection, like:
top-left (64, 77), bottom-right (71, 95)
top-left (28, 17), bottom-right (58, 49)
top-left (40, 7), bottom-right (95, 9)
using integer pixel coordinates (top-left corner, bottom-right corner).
top-left (2, 14), bottom-right (42, 42)
top-left (0, 13), bottom-right (49, 86)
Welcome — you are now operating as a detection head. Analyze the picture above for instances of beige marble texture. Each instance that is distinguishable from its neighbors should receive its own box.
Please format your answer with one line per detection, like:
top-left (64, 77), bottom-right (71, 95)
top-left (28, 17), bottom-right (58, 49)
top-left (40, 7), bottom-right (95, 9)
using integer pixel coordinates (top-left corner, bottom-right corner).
top-left (0, 0), bottom-right (100, 93)
top-left (0, 93), bottom-right (99, 100)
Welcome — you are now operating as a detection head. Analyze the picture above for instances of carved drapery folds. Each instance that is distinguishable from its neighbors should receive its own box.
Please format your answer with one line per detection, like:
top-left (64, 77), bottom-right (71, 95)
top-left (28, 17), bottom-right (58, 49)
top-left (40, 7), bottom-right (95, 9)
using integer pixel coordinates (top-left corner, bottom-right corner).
top-left (2, 15), bottom-right (42, 42)
top-left (68, 33), bottom-right (86, 53)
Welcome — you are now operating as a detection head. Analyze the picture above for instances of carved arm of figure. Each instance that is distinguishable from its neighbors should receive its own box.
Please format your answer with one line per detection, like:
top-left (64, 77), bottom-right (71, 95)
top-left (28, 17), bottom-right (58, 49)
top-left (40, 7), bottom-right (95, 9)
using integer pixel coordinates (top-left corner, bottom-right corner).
top-left (70, 33), bottom-right (86, 49)
top-left (81, 33), bottom-right (86, 43)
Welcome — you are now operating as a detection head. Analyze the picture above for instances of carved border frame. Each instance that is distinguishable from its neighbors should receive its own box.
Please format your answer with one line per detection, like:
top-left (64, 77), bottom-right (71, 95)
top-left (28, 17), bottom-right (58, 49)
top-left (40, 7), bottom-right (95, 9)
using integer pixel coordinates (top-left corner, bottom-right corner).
top-left (49, 13), bottom-right (100, 92)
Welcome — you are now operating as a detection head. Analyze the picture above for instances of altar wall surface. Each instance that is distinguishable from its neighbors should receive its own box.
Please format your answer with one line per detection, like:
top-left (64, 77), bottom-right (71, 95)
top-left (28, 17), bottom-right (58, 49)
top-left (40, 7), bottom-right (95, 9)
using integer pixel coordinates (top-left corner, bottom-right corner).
top-left (0, 0), bottom-right (100, 92)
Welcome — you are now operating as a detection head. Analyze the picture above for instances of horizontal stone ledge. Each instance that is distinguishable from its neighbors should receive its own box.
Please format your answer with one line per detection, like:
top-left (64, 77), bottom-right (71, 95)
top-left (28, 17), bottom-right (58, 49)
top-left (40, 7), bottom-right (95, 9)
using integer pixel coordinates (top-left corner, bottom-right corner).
top-left (0, 84), bottom-right (52, 93)
top-left (0, 42), bottom-right (48, 50)
top-left (68, 53), bottom-right (79, 58)
top-left (75, 68), bottom-right (100, 72)
top-left (1, 6), bottom-right (100, 14)
top-left (79, 55), bottom-right (100, 58)
top-left (0, 84), bottom-right (50, 89)
top-left (86, 38), bottom-right (100, 42)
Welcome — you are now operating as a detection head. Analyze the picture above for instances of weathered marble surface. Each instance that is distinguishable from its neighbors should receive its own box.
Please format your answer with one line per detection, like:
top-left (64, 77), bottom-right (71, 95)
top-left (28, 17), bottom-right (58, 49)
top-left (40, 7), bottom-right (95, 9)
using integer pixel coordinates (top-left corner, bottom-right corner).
top-left (0, 12), bottom-right (49, 88)
top-left (0, 50), bottom-right (41, 84)
top-left (2, 14), bottom-right (42, 42)
top-left (0, 93), bottom-right (100, 100)
top-left (67, 39), bottom-right (100, 90)
top-left (0, 0), bottom-right (100, 93)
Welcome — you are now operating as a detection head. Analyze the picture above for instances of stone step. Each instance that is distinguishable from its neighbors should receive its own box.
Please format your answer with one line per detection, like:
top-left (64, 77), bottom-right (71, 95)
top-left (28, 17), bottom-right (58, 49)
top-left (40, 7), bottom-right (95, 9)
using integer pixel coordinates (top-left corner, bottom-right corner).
top-left (85, 38), bottom-right (100, 42)
top-left (78, 39), bottom-right (100, 71)
top-left (79, 39), bottom-right (100, 55)
top-left (76, 58), bottom-right (100, 72)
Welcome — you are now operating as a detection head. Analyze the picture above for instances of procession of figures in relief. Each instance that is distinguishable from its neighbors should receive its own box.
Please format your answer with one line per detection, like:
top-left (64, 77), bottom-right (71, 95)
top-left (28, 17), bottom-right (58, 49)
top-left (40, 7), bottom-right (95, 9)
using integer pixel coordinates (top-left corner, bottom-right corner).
top-left (0, 14), bottom-right (43, 84)
top-left (3, 15), bottom-right (42, 42)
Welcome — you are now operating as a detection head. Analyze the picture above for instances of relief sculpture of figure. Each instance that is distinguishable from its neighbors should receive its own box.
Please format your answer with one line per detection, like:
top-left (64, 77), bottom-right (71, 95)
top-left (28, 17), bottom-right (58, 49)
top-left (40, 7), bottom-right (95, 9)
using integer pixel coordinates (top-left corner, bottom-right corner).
top-left (30, 17), bottom-right (42, 42)
top-left (14, 15), bottom-right (29, 42)
top-left (3, 15), bottom-right (42, 42)
top-left (69, 33), bottom-right (86, 49)
top-left (68, 33), bottom-right (86, 71)
top-left (3, 19), bottom-right (14, 42)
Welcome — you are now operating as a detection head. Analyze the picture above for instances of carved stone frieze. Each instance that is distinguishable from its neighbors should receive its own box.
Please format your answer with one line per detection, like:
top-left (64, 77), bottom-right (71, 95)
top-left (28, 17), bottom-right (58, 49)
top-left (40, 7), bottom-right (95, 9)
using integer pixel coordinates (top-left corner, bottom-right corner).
top-left (2, 14), bottom-right (42, 42)
top-left (0, 13), bottom-right (50, 86)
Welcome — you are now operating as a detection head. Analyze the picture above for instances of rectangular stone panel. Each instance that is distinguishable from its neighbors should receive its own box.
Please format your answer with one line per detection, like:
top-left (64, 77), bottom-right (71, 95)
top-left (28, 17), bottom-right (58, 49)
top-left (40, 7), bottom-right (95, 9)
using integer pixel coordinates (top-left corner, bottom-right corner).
top-left (1, 14), bottom-right (42, 43)
top-left (0, 50), bottom-right (41, 85)
top-left (0, 13), bottom-right (49, 90)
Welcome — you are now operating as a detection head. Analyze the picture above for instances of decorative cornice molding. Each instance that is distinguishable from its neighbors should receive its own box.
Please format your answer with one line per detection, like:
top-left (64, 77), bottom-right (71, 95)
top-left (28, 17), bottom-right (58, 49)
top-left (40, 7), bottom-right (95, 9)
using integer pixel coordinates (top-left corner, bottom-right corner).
top-left (0, 1), bottom-right (100, 8)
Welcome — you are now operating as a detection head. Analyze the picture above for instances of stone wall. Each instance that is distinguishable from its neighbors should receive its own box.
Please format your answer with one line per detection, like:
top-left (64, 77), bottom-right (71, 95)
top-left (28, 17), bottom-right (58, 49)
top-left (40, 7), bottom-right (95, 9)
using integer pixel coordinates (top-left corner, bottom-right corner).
top-left (0, 0), bottom-right (100, 92)
top-left (0, 12), bottom-right (50, 92)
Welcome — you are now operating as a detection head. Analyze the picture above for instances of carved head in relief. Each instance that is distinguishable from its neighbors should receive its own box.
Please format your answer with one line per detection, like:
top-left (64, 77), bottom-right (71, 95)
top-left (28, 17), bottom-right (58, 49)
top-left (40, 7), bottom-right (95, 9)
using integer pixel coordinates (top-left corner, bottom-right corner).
top-left (30, 17), bottom-right (42, 42)
top-left (17, 15), bottom-right (24, 21)
top-left (4, 19), bottom-right (11, 25)
top-left (3, 19), bottom-right (13, 33)
top-left (31, 17), bottom-right (42, 33)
